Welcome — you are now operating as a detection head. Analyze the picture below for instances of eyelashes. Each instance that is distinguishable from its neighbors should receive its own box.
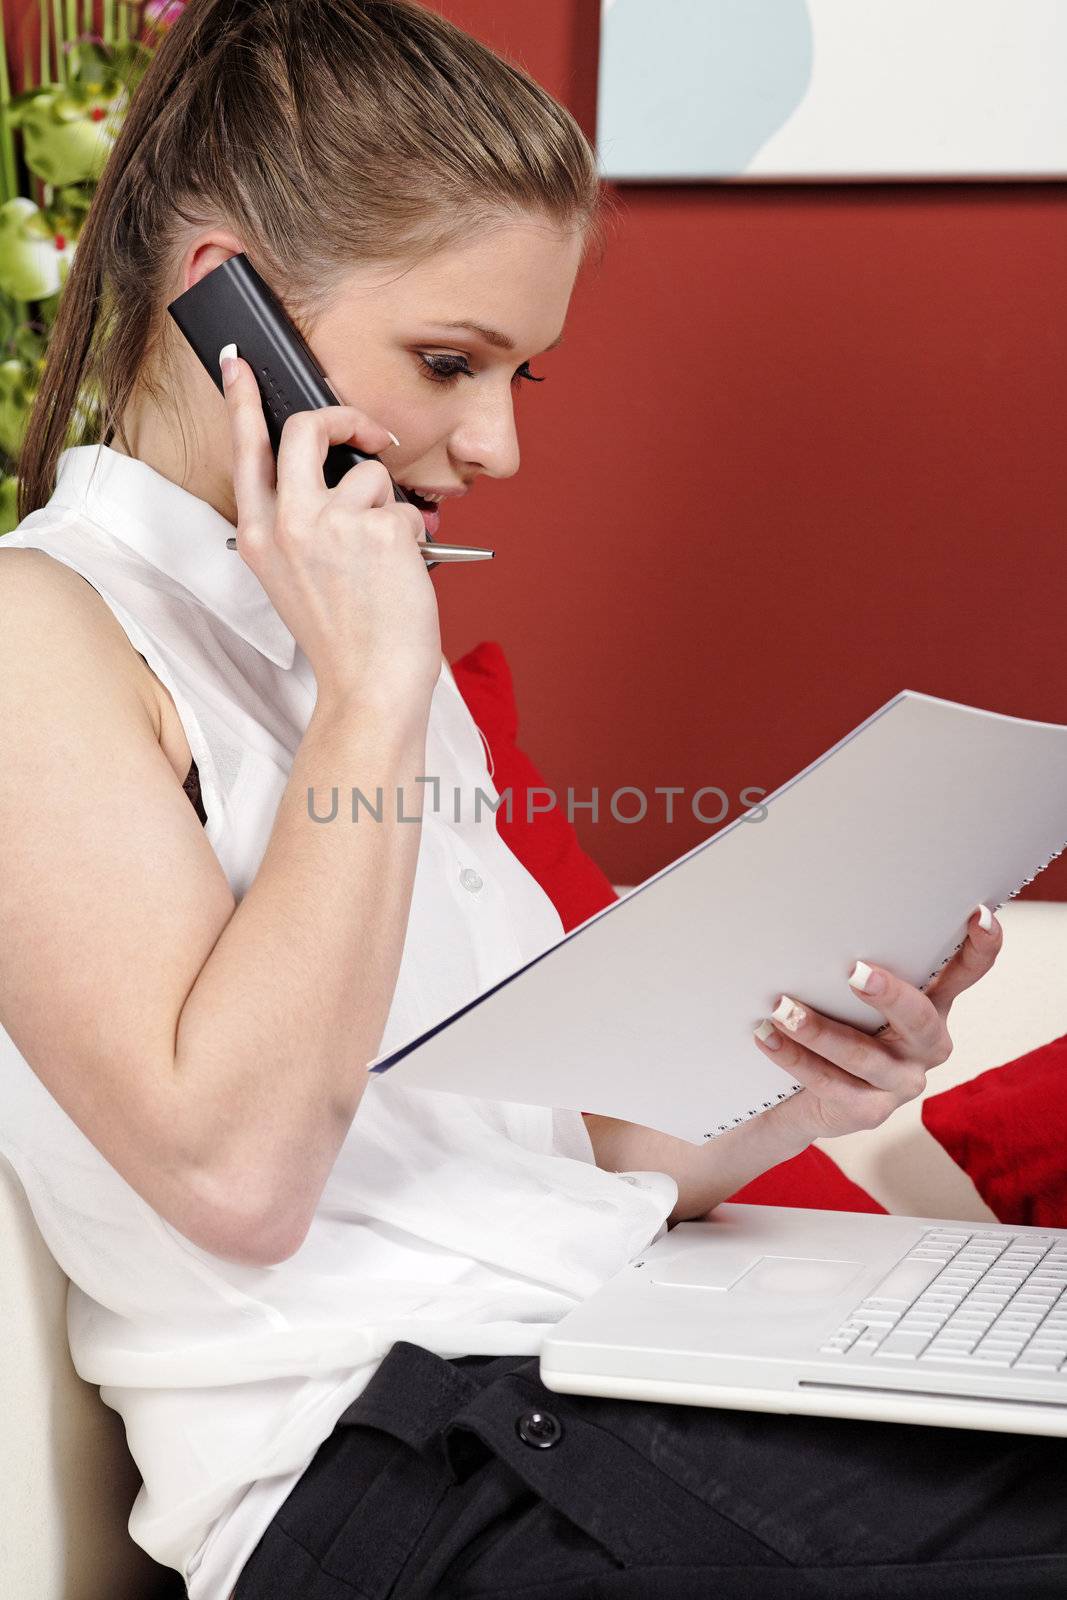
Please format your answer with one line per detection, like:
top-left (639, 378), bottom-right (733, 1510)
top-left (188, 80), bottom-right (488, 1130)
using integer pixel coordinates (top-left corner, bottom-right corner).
top-left (417, 353), bottom-right (545, 386)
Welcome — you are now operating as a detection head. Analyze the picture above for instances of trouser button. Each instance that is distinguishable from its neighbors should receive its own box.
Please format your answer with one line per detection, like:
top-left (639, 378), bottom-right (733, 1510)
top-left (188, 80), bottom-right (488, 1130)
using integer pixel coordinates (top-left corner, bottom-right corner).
top-left (516, 1409), bottom-right (563, 1448)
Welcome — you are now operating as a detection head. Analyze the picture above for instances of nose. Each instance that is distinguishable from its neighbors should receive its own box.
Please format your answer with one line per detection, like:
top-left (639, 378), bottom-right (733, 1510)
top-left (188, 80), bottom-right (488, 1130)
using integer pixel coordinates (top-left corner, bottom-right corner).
top-left (451, 384), bottom-right (521, 482)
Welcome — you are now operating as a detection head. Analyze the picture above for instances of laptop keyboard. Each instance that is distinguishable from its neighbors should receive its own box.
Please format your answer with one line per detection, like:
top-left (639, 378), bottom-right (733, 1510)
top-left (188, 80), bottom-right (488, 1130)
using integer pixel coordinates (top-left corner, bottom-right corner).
top-left (819, 1227), bottom-right (1067, 1373)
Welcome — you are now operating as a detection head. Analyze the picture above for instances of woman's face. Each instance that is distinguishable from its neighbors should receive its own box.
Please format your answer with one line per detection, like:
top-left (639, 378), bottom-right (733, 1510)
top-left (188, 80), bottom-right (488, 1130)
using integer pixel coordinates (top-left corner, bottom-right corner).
top-left (298, 215), bottom-right (585, 536)
top-left (158, 215), bottom-right (584, 533)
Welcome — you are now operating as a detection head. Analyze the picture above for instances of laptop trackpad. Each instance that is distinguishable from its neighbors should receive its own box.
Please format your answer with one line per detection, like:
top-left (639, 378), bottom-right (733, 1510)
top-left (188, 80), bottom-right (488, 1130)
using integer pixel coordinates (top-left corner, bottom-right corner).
top-left (651, 1251), bottom-right (864, 1295)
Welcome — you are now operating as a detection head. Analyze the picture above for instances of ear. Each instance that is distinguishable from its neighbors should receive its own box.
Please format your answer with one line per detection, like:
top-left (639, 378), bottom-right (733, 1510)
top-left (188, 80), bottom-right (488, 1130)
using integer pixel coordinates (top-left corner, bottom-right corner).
top-left (181, 234), bottom-right (249, 296)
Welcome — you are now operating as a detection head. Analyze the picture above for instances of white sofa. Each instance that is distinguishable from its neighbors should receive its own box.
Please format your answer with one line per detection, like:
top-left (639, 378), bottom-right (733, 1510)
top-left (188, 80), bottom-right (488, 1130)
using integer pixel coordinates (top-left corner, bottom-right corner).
top-left (4, 898), bottom-right (1066, 1600)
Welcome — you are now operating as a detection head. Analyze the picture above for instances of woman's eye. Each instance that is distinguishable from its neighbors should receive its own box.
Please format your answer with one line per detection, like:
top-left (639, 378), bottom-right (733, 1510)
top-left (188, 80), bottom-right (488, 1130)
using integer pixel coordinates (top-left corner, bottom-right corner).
top-left (417, 354), bottom-right (545, 386)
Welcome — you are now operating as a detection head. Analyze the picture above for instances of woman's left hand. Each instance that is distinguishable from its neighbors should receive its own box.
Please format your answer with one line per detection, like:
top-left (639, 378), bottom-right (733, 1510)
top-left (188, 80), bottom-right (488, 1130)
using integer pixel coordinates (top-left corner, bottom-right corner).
top-left (753, 905), bottom-right (1003, 1140)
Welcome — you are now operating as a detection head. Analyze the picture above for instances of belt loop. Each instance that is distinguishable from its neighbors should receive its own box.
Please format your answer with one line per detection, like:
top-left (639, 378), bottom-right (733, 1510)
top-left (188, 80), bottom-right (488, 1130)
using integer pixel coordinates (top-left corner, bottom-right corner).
top-left (336, 1342), bottom-right (512, 1453)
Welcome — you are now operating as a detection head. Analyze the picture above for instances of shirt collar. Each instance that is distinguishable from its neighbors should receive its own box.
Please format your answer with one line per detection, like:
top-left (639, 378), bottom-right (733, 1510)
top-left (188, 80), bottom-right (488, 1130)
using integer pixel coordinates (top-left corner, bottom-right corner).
top-left (52, 444), bottom-right (297, 669)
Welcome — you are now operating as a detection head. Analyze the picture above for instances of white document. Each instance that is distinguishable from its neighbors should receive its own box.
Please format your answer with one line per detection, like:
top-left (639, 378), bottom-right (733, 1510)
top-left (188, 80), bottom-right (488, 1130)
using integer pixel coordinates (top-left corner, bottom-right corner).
top-left (368, 692), bottom-right (1067, 1144)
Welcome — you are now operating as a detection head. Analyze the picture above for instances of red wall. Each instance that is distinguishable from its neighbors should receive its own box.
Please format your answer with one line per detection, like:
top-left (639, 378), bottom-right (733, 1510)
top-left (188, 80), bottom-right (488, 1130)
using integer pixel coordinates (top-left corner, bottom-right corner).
top-left (429, 0), bottom-right (1067, 897)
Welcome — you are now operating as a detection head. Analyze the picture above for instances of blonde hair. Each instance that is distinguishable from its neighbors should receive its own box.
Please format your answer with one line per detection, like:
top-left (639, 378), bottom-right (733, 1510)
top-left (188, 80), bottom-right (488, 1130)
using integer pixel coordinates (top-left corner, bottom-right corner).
top-left (18, 0), bottom-right (605, 519)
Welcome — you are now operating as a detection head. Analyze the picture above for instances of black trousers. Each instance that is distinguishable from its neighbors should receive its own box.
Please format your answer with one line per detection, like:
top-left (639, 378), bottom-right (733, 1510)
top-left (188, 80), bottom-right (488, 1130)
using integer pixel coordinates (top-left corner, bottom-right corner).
top-left (232, 1339), bottom-right (1067, 1599)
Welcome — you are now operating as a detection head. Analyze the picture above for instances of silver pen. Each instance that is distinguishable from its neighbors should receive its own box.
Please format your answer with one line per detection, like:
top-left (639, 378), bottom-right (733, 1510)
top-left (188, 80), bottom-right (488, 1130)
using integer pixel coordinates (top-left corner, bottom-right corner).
top-left (416, 541), bottom-right (494, 565)
top-left (226, 535), bottom-right (494, 566)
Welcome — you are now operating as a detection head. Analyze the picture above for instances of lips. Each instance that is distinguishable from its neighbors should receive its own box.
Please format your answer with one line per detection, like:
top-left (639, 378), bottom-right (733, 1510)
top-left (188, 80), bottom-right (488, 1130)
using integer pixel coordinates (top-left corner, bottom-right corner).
top-left (398, 482), bottom-right (468, 503)
top-left (401, 485), bottom-right (437, 509)
top-left (399, 484), bottom-right (443, 540)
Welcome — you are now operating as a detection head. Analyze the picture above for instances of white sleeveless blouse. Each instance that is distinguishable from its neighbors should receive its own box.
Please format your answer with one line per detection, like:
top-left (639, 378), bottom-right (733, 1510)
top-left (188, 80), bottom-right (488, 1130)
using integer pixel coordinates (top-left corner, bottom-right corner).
top-left (0, 444), bottom-right (676, 1598)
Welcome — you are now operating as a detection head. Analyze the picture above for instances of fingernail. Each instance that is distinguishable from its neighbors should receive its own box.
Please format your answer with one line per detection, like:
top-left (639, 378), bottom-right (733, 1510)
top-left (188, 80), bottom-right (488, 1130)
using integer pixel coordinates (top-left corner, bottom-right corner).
top-left (219, 343), bottom-right (237, 384)
top-left (385, 431), bottom-right (400, 448)
top-left (848, 960), bottom-right (884, 995)
top-left (754, 1019), bottom-right (782, 1050)
top-left (771, 995), bottom-right (806, 1032)
top-left (975, 904), bottom-right (994, 932)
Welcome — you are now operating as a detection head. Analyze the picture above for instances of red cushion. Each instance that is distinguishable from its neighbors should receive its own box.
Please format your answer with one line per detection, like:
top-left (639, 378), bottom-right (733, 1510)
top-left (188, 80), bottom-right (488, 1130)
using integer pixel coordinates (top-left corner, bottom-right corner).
top-left (450, 640), bottom-right (619, 935)
top-left (726, 1145), bottom-right (887, 1213)
top-left (449, 638), bottom-right (883, 1215)
top-left (922, 1035), bottom-right (1067, 1228)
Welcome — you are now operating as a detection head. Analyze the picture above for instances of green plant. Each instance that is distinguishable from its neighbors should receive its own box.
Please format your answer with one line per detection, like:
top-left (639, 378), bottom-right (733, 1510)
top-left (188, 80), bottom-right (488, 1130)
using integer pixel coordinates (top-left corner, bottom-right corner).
top-left (0, 0), bottom-right (182, 532)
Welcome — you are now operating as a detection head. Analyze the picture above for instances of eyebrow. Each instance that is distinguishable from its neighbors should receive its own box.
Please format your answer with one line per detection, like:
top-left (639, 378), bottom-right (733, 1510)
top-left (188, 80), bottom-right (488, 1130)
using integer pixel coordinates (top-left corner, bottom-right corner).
top-left (432, 320), bottom-right (565, 353)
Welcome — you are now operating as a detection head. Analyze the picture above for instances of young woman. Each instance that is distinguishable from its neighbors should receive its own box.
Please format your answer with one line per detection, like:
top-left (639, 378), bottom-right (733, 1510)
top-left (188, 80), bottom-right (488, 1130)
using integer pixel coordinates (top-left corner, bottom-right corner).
top-left (0, 2), bottom-right (1062, 1597)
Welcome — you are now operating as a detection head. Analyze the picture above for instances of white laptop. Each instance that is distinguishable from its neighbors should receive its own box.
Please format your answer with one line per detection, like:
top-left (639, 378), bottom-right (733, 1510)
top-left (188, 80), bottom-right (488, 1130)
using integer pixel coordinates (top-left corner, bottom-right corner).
top-left (539, 1203), bottom-right (1067, 1437)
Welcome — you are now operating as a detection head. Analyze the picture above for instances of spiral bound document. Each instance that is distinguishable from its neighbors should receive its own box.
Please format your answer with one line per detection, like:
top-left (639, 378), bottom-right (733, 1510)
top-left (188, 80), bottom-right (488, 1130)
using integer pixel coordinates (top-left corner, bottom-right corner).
top-left (368, 691), bottom-right (1067, 1144)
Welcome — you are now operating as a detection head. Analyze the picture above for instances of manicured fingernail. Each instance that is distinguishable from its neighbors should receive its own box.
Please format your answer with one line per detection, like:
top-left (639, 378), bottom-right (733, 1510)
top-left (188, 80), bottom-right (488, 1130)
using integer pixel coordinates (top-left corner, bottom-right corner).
top-left (771, 995), bottom-right (806, 1032)
top-left (754, 1019), bottom-right (782, 1050)
top-left (976, 904), bottom-right (994, 932)
top-left (849, 960), bottom-right (884, 995)
top-left (385, 431), bottom-right (400, 448)
top-left (219, 343), bottom-right (237, 384)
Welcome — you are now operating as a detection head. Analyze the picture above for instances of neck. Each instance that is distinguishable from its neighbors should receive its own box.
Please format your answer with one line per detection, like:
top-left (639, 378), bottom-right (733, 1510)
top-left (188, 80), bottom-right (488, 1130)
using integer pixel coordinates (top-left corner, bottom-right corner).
top-left (110, 386), bottom-right (238, 525)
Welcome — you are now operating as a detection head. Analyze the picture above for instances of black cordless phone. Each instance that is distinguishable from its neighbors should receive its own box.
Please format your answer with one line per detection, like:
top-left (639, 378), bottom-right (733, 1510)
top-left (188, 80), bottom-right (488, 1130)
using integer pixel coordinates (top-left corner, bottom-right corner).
top-left (166, 252), bottom-right (493, 569)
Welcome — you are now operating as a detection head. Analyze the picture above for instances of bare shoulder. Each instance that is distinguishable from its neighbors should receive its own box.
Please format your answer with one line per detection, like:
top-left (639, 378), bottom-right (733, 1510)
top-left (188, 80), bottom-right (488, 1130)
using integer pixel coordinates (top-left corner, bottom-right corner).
top-left (0, 539), bottom-right (237, 1254)
top-left (0, 542), bottom-right (164, 734)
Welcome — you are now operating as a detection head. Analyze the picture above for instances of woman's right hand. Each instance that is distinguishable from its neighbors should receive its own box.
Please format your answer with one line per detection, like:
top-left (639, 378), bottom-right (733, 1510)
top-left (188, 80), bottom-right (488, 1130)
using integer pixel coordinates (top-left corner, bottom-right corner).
top-left (221, 351), bottom-right (441, 710)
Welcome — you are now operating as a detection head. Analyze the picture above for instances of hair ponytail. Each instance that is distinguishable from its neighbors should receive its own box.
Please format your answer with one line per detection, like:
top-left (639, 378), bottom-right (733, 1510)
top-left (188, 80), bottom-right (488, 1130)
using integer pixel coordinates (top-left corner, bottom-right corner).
top-left (17, 0), bottom-right (604, 521)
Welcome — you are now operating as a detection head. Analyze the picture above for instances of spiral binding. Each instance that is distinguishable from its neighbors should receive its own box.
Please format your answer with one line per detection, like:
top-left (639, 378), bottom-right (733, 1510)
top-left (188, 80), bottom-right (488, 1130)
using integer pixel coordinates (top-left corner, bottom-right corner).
top-left (918, 836), bottom-right (1067, 991)
top-left (704, 1082), bottom-right (804, 1140)
top-left (699, 834), bottom-right (1067, 1144)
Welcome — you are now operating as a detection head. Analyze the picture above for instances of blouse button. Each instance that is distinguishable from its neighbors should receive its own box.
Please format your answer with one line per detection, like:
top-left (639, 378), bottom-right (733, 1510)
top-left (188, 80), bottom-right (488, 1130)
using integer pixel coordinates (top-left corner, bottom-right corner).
top-left (459, 867), bottom-right (484, 894)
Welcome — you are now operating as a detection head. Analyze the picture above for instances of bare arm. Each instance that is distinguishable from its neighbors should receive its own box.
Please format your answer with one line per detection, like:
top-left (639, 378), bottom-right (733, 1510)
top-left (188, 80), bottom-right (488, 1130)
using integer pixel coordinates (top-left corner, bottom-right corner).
top-left (0, 551), bottom-right (429, 1267)
top-left (582, 1101), bottom-right (816, 1226)
top-left (171, 686), bottom-right (429, 1262)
